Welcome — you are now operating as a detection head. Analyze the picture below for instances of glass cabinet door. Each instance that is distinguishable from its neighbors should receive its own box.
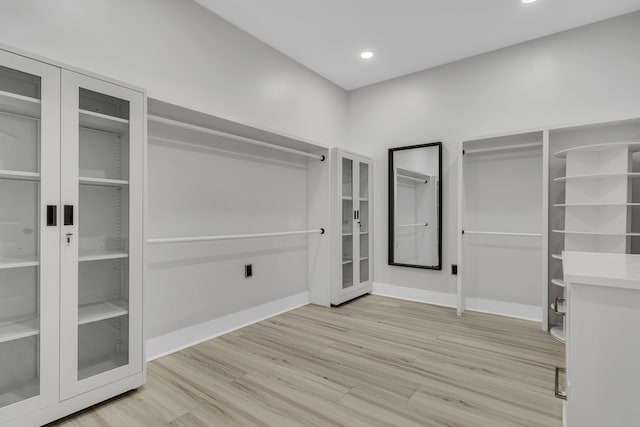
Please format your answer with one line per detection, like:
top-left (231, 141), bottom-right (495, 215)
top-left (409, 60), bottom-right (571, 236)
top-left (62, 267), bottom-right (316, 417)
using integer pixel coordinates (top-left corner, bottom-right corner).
top-left (358, 161), bottom-right (370, 284)
top-left (60, 71), bottom-right (143, 400)
top-left (0, 51), bottom-right (60, 422)
top-left (341, 157), bottom-right (354, 290)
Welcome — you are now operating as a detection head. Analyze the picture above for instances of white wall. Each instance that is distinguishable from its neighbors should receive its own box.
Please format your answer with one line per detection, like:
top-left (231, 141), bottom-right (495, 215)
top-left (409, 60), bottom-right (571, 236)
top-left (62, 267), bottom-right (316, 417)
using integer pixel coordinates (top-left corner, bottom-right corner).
top-left (0, 0), bottom-right (347, 147)
top-left (347, 11), bottom-right (640, 296)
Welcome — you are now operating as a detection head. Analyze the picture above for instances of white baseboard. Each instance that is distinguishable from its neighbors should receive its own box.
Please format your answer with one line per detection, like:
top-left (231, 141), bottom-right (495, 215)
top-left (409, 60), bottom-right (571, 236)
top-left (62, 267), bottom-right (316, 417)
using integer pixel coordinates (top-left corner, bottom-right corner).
top-left (373, 282), bottom-right (542, 322)
top-left (146, 291), bottom-right (310, 361)
top-left (465, 298), bottom-right (542, 322)
top-left (372, 282), bottom-right (457, 307)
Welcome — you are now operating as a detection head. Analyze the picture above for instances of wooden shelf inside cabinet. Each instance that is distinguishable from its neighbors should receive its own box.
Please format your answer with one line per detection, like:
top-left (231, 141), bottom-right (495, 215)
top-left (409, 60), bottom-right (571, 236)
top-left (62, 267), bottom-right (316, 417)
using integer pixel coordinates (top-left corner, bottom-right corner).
top-left (79, 177), bottom-right (129, 187)
top-left (554, 172), bottom-right (640, 182)
top-left (554, 142), bottom-right (640, 158)
top-left (0, 255), bottom-right (39, 270)
top-left (552, 278), bottom-right (567, 288)
top-left (79, 109), bottom-right (129, 134)
top-left (0, 317), bottom-right (39, 344)
top-left (360, 257), bottom-right (369, 261)
top-left (0, 170), bottom-right (40, 182)
top-left (78, 300), bottom-right (128, 326)
top-left (360, 198), bottom-right (369, 202)
top-left (342, 233), bottom-right (353, 237)
top-left (342, 196), bottom-right (353, 201)
top-left (342, 259), bottom-right (353, 265)
top-left (552, 230), bottom-right (640, 236)
top-left (79, 250), bottom-right (128, 262)
top-left (0, 90), bottom-right (40, 118)
top-left (550, 326), bottom-right (565, 343)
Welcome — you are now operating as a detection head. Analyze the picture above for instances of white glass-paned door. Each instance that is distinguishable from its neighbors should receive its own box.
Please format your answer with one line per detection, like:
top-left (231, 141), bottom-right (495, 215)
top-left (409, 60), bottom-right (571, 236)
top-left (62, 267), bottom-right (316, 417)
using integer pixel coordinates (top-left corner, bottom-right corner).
top-left (0, 51), bottom-right (60, 423)
top-left (60, 71), bottom-right (143, 400)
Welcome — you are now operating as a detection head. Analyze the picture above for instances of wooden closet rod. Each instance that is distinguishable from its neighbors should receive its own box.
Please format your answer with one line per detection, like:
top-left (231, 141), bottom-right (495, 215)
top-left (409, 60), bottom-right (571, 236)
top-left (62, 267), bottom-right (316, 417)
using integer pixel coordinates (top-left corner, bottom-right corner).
top-left (148, 114), bottom-right (325, 161)
top-left (148, 228), bottom-right (325, 245)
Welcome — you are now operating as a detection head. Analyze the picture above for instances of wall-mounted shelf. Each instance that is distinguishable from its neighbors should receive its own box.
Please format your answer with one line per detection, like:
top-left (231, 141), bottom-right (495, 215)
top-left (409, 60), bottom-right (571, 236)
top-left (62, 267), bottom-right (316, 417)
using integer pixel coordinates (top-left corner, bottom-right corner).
top-left (0, 89), bottom-right (40, 118)
top-left (396, 166), bottom-right (429, 183)
top-left (78, 250), bottom-right (128, 262)
top-left (554, 172), bottom-right (640, 182)
top-left (0, 170), bottom-right (40, 182)
top-left (78, 300), bottom-right (128, 326)
top-left (79, 109), bottom-right (129, 134)
top-left (554, 141), bottom-right (640, 158)
top-left (0, 318), bottom-right (39, 344)
top-left (552, 230), bottom-right (640, 236)
top-left (79, 177), bottom-right (129, 187)
top-left (0, 256), bottom-right (39, 270)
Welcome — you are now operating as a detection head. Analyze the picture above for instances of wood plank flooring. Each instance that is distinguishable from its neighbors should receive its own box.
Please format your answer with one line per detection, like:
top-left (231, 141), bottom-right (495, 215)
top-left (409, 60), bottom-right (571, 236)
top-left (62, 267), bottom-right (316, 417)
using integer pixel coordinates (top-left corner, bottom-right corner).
top-left (52, 295), bottom-right (565, 426)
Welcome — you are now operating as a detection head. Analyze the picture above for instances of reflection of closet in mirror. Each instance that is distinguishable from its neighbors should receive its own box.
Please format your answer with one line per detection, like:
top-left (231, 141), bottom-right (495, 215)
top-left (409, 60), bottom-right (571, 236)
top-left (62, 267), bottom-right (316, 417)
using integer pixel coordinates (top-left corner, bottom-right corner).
top-left (395, 167), bottom-right (437, 266)
top-left (389, 142), bottom-right (442, 270)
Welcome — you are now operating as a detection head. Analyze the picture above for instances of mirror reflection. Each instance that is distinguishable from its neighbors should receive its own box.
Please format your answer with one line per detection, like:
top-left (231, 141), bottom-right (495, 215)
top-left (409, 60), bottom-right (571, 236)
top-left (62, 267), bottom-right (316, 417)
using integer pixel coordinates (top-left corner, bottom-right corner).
top-left (389, 143), bottom-right (442, 269)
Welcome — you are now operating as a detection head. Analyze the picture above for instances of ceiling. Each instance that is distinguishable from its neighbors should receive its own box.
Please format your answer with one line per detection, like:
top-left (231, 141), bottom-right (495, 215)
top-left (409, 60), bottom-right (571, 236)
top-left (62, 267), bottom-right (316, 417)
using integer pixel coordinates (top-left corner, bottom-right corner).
top-left (195, 0), bottom-right (640, 90)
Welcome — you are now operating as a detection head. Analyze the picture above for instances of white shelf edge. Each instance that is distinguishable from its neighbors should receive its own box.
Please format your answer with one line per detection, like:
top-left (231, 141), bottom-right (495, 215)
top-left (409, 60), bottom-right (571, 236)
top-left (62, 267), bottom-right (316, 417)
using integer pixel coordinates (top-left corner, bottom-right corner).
top-left (552, 230), bottom-right (640, 236)
top-left (553, 172), bottom-right (640, 182)
top-left (342, 196), bottom-right (353, 200)
top-left (78, 251), bottom-right (129, 262)
top-left (551, 278), bottom-right (567, 288)
top-left (0, 317), bottom-right (39, 344)
top-left (78, 300), bottom-right (129, 326)
top-left (0, 90), bottom-right (40, 119)
top-left (0, 170), bottom-right (40, 182)
top-left (553, 203), bottom-right (640, 207)
top-left (79, 177), bottom-right (129, 187)
top-left (552, 254), bottom-right (563, 261)
top-left (0, 257), bottom-right (39, 270)
top-left (554, 142), bottom-right (640, 158)
top-left (342, 259), bottom-right (353, 265)
top-left (550, 326), bottom-right (565, 343)
top-left (550, 301), bottom-right (566, 315)
top-left (79, 109), bottom-right (129, 124)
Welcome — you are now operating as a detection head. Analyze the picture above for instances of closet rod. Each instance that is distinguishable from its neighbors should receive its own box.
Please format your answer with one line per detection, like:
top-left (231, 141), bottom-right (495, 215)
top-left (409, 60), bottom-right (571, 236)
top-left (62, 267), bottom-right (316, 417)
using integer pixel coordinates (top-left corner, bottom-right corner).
top-left (397, 223), bottom-right (428, 228)
top-left (148, 228), bottom-right (325, 245)
top-left (148, 114), bottom-right (325, 161)
top-left (463, 142), bottom-right (542, 155)
top-left (462, 230), bottom-right (542, 237)
top-left (398, 175), bottom-right (428, 183)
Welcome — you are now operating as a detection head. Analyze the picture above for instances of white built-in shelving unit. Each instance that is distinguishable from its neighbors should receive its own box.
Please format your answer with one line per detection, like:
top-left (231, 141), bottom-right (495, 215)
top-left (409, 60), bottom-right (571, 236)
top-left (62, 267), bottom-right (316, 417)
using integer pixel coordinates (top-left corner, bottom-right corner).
top-left (549, 138), bottom-right (640, 343)
top-left (0, 46), bottom-right (145, 426)
top-left (331, 148), bottom-right (373, 305)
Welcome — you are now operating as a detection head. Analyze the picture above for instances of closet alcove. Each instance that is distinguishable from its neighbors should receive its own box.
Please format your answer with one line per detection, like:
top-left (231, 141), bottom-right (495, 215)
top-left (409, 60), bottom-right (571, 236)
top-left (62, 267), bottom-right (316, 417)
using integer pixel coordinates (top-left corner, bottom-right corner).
top-left (145, 100), bottom-right (332, 344)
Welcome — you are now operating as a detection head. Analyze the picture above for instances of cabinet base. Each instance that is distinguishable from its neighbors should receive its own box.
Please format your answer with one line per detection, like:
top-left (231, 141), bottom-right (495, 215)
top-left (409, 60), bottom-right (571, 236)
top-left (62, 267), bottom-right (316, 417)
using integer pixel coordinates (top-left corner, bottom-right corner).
top-left (4, 373), bottom-right (144, 427)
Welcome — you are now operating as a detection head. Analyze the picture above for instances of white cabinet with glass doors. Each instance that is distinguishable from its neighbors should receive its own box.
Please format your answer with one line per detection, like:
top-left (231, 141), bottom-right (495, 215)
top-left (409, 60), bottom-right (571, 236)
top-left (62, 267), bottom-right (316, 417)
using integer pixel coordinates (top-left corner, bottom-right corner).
top-left (331, 148), bottom-right (373, 305)
top-left (0, 47), bottom-right (144, 427)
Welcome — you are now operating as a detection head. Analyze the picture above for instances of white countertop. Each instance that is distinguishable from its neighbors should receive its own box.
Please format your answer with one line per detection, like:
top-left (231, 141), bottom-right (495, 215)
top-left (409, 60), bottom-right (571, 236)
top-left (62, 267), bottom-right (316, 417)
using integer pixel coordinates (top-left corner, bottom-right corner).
top-left (563, 251), bottom-right (640, 290)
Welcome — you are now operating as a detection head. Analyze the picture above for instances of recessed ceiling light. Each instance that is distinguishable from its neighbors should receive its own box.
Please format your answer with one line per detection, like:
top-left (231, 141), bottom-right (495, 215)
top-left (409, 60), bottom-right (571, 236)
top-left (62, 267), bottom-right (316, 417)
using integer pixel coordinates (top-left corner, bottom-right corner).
top-left (360, 51), bottom-right (374, 60)
top-left (522, 0), bottom-right (537, 3)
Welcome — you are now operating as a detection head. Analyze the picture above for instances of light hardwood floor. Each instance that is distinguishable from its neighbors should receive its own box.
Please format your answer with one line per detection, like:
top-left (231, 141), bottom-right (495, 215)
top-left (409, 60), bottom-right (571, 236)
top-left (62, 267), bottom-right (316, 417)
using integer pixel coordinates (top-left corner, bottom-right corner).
top-left (52, 295), bottom-right (565, 426)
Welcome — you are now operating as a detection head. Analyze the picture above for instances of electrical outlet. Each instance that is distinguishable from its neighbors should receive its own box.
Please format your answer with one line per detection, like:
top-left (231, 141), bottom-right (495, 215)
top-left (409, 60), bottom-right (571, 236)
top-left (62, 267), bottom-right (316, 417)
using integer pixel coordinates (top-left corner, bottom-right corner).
top-left (245, 264), bottom-right (253, 278)
top-left (451, 264), bottom-right (458, 275)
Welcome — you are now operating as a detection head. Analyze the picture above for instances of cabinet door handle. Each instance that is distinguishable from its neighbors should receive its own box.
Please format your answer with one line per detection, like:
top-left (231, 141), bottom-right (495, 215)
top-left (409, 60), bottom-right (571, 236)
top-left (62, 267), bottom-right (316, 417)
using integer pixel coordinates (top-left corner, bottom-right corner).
top-left (46, 205), bottom-right (57, 226)
top-left (64, 205), bottom-right (74, 226)
top-left (555, 367), bottom-right (567, 400)
top-left (553, 298), bottom-right (566, 316)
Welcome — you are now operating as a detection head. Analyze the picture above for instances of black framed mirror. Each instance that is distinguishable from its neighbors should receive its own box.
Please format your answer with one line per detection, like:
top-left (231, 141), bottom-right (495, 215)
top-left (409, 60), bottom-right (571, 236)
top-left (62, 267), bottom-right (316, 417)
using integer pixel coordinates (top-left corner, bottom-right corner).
top-left (388, 142), bottom-right (442, 270)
